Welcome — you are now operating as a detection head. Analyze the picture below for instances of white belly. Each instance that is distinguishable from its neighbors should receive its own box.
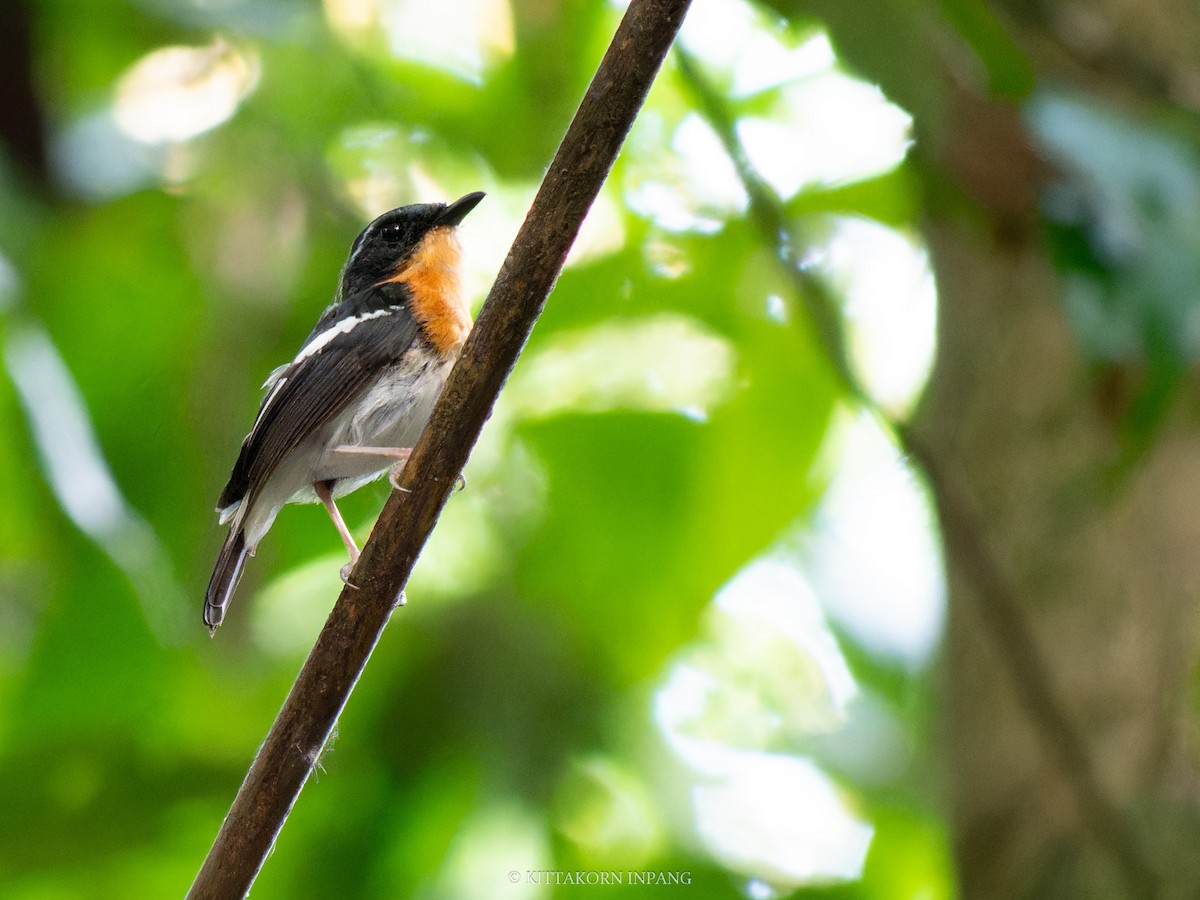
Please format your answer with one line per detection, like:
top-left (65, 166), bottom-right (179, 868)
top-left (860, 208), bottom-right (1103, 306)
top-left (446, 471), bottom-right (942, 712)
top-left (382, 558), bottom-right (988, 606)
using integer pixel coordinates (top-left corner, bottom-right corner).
top-left (234, 349), bottom-right (455, 549)
top-left (312, 351), bottom-right (455, 488)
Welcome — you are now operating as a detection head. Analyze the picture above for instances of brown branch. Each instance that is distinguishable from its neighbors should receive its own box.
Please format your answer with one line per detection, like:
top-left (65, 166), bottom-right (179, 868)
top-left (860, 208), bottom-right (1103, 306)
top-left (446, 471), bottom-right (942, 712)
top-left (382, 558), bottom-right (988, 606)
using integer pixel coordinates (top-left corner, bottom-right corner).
top-left (185, 1), bottom-right (693, 896)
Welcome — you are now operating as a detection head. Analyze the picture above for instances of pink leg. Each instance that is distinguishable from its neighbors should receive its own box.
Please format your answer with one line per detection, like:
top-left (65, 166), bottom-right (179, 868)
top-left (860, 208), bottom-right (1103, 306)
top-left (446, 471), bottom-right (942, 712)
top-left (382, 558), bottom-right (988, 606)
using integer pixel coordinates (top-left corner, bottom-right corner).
top-left (314, 480), bottom-right (359, 581)
top-left (330, 446), bottom-right (462, 492)
top-left (332, 445), bottom-right (412, 460)
top-left (332, 446), bottom-right (413, 491)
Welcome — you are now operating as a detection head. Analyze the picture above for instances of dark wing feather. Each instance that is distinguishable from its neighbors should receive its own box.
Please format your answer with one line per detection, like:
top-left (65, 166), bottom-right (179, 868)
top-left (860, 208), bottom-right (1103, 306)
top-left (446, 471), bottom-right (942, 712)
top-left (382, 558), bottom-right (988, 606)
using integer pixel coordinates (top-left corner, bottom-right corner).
top-left (217, 282), bottom-right (420, 510)
top-left (298, 279), bottom-right (410, 351)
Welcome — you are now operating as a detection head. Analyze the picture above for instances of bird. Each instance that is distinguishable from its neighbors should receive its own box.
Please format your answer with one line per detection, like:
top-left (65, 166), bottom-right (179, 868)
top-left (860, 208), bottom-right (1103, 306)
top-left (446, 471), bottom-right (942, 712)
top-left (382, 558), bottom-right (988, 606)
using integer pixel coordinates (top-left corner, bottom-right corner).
top-left (204, 191), bottom-right (485, 633)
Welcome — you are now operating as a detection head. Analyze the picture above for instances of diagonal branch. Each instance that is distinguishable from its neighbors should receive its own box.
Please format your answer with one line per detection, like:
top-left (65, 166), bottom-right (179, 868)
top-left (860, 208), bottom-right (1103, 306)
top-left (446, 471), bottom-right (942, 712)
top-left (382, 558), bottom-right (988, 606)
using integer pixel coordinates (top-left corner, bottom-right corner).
top-left (186, 1), bottom-right (693, 896)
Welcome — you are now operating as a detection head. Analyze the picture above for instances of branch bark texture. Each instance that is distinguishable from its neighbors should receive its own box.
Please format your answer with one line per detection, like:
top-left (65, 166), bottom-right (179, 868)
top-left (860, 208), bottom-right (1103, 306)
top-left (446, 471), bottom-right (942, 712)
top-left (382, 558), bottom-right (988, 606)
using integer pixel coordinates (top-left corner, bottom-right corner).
top-left (186, 1), bottom-right (692, 896)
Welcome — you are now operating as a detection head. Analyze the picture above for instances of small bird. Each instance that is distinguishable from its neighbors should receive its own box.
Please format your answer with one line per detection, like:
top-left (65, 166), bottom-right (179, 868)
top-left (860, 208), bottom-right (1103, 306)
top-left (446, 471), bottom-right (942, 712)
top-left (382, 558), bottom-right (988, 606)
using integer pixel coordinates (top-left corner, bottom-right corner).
top-left (205, 191), bottom-right (485, 632)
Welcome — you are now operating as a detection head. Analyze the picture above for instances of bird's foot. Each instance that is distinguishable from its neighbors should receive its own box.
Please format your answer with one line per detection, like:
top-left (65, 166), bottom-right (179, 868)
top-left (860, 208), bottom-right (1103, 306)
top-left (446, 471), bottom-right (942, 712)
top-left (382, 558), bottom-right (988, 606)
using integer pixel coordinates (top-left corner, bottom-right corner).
top-left (388, 462), bottom-right (411, 492)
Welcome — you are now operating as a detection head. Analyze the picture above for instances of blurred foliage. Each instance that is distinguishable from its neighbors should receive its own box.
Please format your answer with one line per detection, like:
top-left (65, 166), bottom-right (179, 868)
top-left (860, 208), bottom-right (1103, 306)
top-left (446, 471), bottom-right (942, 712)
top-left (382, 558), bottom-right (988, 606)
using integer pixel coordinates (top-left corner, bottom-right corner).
top-left (1030, 89), bottom-right (1200, 458)
top-left (0, 0), bottom-right (967, 898)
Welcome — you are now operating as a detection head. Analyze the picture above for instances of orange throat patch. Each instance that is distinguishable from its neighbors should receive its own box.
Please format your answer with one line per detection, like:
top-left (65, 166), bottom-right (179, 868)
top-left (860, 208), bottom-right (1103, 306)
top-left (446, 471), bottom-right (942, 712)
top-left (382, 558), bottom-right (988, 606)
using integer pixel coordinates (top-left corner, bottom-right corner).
top-left (384, 227), bottom-right (472, 355)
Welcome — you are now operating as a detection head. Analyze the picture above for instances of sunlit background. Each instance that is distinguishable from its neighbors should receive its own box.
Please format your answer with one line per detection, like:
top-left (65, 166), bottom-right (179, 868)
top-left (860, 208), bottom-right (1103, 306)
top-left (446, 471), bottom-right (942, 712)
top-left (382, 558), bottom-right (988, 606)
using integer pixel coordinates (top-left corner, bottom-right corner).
top-left (0, 0), bottom-right (951, 896)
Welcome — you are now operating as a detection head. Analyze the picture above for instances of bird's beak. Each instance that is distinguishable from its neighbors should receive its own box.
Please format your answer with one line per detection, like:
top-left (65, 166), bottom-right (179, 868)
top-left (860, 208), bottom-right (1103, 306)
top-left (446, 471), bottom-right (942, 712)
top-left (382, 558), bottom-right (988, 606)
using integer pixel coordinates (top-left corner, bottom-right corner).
top-left (437, 191), bottom-right (485, 227)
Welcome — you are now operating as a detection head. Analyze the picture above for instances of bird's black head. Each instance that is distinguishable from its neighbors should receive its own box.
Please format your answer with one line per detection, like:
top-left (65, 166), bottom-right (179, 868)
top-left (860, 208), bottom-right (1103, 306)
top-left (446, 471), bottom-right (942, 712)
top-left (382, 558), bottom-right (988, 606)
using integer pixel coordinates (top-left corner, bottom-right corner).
top-left (338, 191), bottom-right (484, 299)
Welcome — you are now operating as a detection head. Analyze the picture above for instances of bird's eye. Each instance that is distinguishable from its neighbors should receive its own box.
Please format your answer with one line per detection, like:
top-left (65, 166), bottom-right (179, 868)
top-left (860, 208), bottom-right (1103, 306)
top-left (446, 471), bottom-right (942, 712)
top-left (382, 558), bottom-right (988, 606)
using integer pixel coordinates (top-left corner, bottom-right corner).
top-left (380, 222), bottom-right (405, 244)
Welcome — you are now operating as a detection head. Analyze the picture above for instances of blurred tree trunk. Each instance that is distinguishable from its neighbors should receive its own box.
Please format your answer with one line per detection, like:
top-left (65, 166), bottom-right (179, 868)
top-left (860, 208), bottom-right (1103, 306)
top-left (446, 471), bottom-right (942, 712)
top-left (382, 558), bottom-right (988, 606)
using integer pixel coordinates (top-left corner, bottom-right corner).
top-left (909, 1), bottom-right (1200, 897)
top-left (783, 0), bottom-right (1200, 895)
top-left (917, 210), bottom-right (1200, 898)
top-left (0, 0), bottom-right (49, 191)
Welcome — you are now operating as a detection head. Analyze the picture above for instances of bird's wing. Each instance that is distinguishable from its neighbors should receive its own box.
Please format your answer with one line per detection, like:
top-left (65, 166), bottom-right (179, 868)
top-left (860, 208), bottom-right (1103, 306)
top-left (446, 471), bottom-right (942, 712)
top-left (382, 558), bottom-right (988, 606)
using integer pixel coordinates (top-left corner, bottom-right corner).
top-left (296, 278), bottom-right (396, 351)
top-left (217, 281), bottom-right (420, 511)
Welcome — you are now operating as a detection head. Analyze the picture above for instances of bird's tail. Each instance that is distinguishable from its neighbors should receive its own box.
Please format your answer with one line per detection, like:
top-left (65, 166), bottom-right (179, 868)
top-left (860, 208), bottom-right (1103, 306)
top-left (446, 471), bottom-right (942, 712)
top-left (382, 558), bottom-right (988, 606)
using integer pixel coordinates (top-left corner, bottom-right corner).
top-left (205, 529), bottom-right (249, 634)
